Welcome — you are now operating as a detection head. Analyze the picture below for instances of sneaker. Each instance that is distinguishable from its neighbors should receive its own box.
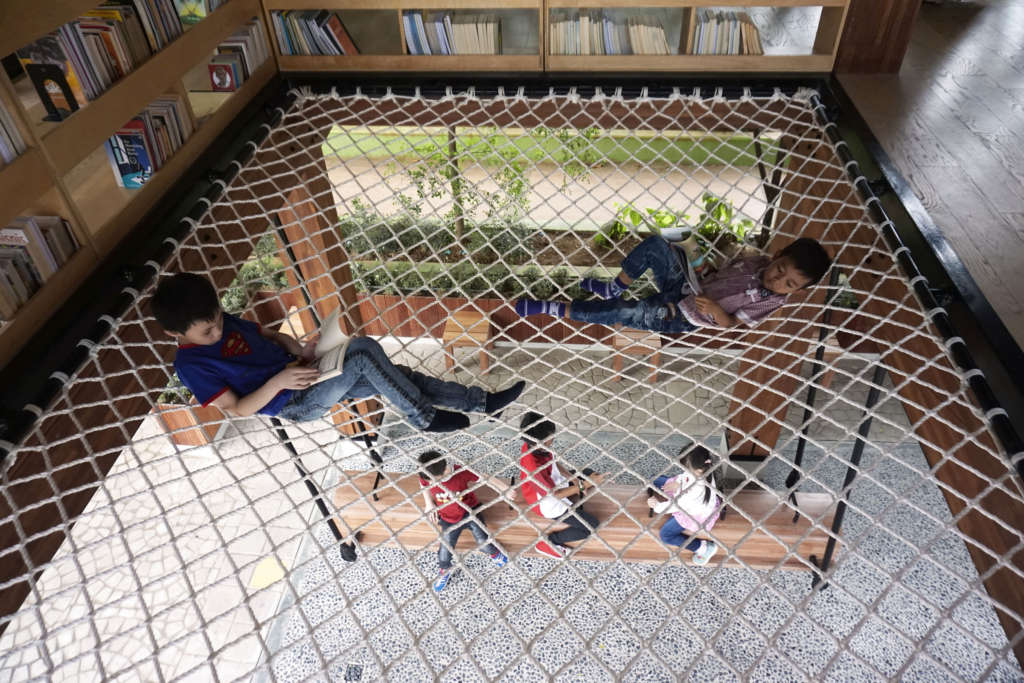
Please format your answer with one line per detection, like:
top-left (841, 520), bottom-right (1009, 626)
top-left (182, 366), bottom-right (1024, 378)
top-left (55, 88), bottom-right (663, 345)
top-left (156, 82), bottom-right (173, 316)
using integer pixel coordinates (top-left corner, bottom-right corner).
top-left (535, 541), bottom-right (565, 559)
top-left (490, 551), bottom-right (508, 567)
top-left (433, 568), bottom-right (453, 592)
top-left (692, 541), bottom-right (718, 566)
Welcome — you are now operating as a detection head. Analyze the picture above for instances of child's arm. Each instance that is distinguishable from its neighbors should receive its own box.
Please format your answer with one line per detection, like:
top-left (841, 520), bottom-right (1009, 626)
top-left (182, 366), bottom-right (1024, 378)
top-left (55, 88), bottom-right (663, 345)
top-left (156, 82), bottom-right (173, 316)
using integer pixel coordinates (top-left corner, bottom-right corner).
top-left (260, 327), bottom-right (317, 362)
top-left (210, 365), bottom-right (320, 417)
top-left (422, 491), bottom-right (438, 523)
top-left (694, 296), bottom-right (739, 327)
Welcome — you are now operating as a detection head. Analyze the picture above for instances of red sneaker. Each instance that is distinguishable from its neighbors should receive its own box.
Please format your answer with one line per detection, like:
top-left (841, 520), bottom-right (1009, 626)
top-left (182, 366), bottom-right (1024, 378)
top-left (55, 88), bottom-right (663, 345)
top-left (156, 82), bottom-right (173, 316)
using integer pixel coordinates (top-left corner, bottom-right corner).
top-left (535, 541), bottom-right (564, 559)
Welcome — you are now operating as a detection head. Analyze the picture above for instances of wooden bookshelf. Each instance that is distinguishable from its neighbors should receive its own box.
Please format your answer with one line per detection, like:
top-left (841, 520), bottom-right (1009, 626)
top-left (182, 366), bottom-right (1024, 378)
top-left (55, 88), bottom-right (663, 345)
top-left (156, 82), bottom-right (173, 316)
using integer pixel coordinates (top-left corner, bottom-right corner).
top-left (267, 0), bottom-right (544, 72)
top-left (43, 0), bottom-right (262, 177)
top-left (0, 0), bottom-right (275, 368)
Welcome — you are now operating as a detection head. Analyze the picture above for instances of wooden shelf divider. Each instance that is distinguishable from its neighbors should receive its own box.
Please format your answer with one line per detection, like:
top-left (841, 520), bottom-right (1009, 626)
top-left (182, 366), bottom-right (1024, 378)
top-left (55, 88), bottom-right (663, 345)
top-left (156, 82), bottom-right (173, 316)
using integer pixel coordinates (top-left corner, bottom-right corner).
top-left (0, 149), bottom-right (52, 230)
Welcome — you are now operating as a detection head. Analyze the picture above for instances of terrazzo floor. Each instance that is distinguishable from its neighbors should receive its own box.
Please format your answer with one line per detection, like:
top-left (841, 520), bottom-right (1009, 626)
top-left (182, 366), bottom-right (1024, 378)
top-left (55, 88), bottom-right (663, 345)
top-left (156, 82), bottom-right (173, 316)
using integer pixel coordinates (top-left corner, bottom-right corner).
top-left (255, 422), bottom-right (1023, 682)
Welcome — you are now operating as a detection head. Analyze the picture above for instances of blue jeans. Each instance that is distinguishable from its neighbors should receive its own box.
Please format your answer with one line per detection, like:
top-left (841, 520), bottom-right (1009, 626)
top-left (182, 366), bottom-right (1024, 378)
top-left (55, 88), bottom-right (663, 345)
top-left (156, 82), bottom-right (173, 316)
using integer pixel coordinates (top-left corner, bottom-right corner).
top-left (438, 511), bottom-right (498, 570)
top-left (654, 475), bottom-right (702, 552)
top-left (568, 236), bottom-right (696, 334)
top-left (277, 336), bottom-right (486, 429)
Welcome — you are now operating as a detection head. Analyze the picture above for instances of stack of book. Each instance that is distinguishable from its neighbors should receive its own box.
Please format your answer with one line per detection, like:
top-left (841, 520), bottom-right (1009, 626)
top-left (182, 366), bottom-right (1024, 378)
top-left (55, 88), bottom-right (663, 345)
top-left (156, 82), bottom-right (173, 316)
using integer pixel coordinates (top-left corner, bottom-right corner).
top-left (0, 103), bottom-right (28, 166)
top-left (690, 10), bottom-right (763, 55)
top-left (104, 95), bottom-right (193, 189)
top-left (173, 0), bottom-right (226, 28)
top-left (270, 11), bottom-right (359, 56)
top-left (403, 12), bottom-right (501, 55)
top-left (0, 216), bottom-right (79, 320)
top-left (16, 1), bottom-right (183, 112)
top-left (206, 18), bottom-right (271, 92)
top-left (549, 11), bottom-right (669, 55)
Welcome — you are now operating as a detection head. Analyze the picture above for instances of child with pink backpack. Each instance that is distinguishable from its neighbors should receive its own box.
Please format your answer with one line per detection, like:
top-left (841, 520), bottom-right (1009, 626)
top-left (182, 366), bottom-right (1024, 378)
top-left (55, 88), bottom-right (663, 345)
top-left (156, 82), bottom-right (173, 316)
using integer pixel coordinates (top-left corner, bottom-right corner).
top-left (648, 444), bottom-right (723, 565)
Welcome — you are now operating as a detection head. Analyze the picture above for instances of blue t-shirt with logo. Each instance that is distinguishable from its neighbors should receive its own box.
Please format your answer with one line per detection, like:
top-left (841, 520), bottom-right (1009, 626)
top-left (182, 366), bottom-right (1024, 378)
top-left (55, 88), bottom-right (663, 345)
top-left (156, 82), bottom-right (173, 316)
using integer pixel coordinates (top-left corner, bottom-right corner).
top-left (174, 314), bottom-right (295, 415)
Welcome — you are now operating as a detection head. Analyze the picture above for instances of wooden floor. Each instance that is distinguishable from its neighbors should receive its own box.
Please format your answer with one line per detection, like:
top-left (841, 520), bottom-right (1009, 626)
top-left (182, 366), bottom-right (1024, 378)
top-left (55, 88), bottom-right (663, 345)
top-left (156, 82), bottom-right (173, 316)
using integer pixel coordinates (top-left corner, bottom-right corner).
top-left (841, 0), bottom-right (1024, 350)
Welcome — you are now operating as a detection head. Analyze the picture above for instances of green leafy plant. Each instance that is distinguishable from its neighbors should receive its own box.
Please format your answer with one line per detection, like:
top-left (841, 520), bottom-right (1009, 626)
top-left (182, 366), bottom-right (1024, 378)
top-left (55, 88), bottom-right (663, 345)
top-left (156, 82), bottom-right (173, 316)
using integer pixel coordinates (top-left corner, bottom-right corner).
top-left (220, 234), bottom-right (289, 314)
top-left (593, 193), bottom-right (756, 250)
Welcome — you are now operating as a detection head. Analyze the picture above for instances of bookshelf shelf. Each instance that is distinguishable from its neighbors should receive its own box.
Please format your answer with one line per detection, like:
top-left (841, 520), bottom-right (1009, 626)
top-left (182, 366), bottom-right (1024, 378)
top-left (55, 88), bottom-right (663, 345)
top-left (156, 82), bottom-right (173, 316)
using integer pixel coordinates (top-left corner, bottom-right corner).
top-left (40, 0), bottom-right (262, 177)
top-left (0, 0), bottom-right (104, 58)
top-left (266, 0), bottom-right (541, 9)
top-left (0, 149), bottom-right (52, 231)
top-left (67, 58), bottom-right (276, 252)
top-left (0, 246), bottom-right (98, 368)
top-left (546, 0), bottom-right (844, 6)
top-left (278, 54), bottom-right (543, 71)
top-left (547, 53), bottom-right (834, 71)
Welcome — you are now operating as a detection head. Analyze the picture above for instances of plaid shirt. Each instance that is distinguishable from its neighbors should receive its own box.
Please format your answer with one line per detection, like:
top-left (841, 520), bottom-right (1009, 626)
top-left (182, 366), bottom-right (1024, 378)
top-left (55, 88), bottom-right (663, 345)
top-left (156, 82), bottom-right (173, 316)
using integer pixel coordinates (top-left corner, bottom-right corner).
top-left (678, 255), bottom-right (787, 327)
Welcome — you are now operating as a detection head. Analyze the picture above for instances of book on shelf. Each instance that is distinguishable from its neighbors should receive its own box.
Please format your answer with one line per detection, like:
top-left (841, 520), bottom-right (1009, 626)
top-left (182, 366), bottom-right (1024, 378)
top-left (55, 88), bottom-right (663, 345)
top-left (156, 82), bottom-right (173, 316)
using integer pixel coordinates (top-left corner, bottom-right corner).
top-left (271, 10), bottom-right (361, 56)
top-left (0, 102), bottom-right (28, 165)
top-left (404, 11), bottom-right (500, 56)
top-left (104, 94), bottom-right (192, 188)
top-left (690, 10), bottom-right (762, 55)
top-left (550, 10), bottom-right (665, 56)
top-left (209, 54), bottom-right (243, 91)
top-left (172, 0), bottom-right (225, 28)
top-left (0, 215), bottom-right (76, 320)
top-left (185, 17), bottom-right (270, 91)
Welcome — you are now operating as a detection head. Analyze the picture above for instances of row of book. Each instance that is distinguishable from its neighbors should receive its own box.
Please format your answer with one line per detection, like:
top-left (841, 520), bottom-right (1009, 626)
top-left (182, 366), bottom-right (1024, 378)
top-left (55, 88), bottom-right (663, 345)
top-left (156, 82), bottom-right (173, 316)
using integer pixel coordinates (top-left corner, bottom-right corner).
top-left (550, 12), bottom-right (669, 56)
top-left (403, 12), bottom-right (501, 56)
top-left (104, 95), bottom-right (193, 189)
top-left (0, 103), bottom-right (28, 166)
top-left (0, 217), bottom-right (80, 320)
top-left (270, 11), bottom-right (359, 56)
top-left (690, 10), bottom-right (763, 55)
top-left (16, 1), bottom-right (185, 112)
top-left (204, 18), bottom-right (271, 92)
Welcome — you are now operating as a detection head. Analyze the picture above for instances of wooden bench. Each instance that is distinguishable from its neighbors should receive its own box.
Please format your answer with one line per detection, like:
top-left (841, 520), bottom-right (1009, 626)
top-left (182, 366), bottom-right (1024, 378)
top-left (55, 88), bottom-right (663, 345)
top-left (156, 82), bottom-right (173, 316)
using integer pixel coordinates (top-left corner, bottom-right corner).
top-left (442, 310), bottom-right (495, 375)
top-left (333, 471), bottom-right (836, 570)
top-left (611, 326), bottom-right (662, 383)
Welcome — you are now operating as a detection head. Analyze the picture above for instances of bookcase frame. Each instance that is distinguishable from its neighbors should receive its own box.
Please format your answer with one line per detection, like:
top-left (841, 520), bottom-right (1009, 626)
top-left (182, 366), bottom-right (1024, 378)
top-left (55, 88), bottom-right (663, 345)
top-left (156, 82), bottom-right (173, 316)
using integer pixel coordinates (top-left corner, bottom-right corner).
top-left (263, 0), bottom-right (850, 74)
top-left (0, 0), bottom-right (276, 368)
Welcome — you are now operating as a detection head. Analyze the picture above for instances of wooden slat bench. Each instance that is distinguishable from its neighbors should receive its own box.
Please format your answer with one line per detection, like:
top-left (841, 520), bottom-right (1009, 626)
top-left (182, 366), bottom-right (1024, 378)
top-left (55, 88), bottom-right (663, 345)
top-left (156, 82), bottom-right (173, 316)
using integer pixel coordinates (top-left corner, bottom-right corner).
top-left (333, 471), bottom-right (836, 570)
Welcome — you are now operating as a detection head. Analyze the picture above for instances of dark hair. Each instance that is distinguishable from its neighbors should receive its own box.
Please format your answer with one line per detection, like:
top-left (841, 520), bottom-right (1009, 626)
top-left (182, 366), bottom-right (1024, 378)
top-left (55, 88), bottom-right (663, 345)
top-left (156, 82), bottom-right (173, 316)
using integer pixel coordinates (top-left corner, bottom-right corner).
top-left (418, 450), bottom-right (447, 480)
top-left (151, 273), bottom-right (221, 333)
top-left (520, 411), bottom-right (556, 447)
top-left (778, 237), bottom-right (832, 286)
top-left (680, 443), bottom-right (717, 507)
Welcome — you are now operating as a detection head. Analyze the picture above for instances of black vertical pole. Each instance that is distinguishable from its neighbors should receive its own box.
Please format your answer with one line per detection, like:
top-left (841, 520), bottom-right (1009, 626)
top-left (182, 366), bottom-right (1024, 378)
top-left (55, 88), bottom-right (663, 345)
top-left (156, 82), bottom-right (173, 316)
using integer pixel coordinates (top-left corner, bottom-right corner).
top-left (271, 417), bottom-right (356, 562)
top-left (811, 363), bottom-right (888, 588)
top-left (787, 268), bottom-right (842, 521)
top-left (274, 222), bottom-right (386, 500)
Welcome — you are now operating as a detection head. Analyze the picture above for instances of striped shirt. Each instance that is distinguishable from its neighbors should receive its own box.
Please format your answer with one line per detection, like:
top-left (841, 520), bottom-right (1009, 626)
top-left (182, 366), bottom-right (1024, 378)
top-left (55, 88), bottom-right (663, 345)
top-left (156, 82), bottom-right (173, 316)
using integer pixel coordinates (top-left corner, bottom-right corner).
top-left (677, 255), bottom-right (787, 327)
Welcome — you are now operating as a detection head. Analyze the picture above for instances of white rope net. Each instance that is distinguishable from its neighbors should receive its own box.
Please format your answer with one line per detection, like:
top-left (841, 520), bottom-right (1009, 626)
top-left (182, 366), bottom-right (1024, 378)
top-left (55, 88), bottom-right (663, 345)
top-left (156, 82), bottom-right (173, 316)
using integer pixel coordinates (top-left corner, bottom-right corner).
top-left (1, 87), bottom-right (1022, 682)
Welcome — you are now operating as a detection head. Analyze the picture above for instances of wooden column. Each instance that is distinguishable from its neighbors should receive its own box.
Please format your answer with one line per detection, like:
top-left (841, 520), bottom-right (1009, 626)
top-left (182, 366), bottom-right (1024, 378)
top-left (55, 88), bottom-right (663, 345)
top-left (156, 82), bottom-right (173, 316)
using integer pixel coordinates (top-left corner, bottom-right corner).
top-left (834, 0), bottom-right (923, 73)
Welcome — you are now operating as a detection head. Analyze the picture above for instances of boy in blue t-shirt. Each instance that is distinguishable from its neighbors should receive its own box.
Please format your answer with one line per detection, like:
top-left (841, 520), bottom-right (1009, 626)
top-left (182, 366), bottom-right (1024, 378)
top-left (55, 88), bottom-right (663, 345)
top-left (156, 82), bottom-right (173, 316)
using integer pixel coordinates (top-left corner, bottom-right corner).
top-left (151, 273), bottom-right (525, 432)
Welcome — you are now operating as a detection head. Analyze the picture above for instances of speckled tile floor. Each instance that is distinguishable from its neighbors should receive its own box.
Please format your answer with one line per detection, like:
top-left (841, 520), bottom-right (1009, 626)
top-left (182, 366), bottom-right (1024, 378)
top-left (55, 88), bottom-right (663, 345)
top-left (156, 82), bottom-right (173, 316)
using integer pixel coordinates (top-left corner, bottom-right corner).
top-left (256, 420), bottom-right (1023, 682)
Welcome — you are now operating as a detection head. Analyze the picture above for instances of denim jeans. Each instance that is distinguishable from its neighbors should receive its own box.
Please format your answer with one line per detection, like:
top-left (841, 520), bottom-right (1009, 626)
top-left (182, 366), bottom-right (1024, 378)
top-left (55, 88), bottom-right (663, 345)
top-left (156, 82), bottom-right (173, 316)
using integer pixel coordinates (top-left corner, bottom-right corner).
top-left (568, 236), bottom-right (697, 334)
top-left (277, 336), bottom-right (486, 429)
top-left (549, 505), bottom-right (598, 546)
top-left (654, 475), bottom-right (702, 552)
top-left (438, 511), bottom-right (498, 570)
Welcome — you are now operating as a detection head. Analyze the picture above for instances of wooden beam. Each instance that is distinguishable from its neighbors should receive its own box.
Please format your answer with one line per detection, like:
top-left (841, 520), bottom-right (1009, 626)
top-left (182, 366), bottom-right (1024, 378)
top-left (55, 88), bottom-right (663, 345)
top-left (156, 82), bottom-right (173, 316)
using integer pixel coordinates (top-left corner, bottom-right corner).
top-left (834, 0), bottom-right (923, 73)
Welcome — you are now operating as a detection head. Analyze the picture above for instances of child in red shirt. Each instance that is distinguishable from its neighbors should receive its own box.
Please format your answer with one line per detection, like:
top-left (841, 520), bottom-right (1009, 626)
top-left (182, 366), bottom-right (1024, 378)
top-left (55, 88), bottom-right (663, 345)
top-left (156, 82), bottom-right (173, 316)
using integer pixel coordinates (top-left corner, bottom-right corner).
top-left (418, 451), bottom-right (507, 592)
top-left (519, 412), bottom-right (603, 559)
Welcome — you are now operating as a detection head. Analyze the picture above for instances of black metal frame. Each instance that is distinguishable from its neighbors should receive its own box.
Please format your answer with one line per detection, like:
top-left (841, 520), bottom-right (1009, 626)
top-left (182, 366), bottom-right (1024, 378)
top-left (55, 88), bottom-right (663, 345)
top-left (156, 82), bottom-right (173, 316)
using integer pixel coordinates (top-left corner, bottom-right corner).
top-left (0, 73), bottom-right (1020, 583)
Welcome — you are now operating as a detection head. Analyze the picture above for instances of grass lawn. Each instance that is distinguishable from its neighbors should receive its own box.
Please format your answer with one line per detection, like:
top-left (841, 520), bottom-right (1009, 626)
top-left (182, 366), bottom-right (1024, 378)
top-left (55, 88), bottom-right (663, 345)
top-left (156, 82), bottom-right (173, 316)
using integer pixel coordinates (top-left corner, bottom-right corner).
top-left (322, 125), bottom-right (779, 167)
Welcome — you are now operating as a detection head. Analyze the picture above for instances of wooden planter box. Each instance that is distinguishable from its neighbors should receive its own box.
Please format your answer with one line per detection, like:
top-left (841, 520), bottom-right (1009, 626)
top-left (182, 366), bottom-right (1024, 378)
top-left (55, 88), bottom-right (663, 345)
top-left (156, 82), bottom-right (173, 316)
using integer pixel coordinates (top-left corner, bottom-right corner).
top-left (154, 402), bottom-right (227, 447)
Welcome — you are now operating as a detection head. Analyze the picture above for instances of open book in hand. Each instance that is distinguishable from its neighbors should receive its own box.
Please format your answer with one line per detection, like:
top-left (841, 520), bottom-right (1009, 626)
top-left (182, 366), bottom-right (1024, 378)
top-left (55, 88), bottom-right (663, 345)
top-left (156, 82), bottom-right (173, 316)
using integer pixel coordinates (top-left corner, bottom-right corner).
top-left (310, 308), bottom-right (351, 384)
